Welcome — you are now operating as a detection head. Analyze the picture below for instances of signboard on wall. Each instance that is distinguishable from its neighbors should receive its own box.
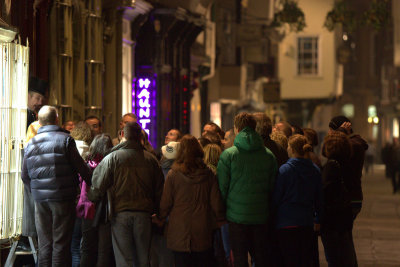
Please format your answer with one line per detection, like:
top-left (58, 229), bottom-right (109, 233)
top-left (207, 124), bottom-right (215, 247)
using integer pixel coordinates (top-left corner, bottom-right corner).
top-left (133, 72), bottom-right (157, 148)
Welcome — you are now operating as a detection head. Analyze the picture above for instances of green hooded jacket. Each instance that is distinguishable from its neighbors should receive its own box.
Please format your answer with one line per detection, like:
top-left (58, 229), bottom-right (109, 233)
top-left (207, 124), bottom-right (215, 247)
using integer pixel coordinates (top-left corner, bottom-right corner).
top-left (217, 127), bottom-right (277, 224)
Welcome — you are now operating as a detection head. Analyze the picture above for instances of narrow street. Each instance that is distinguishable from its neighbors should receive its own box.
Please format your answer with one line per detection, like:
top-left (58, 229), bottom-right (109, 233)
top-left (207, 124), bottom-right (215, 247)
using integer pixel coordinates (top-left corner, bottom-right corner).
top-left (319, 165), bottom-right (400, 266)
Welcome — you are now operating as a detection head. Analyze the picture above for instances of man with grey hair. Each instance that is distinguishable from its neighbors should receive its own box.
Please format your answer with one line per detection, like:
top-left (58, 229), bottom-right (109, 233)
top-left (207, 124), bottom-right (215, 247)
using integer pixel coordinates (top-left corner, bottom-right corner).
top-left (22, 105), bottom-right (92, 266)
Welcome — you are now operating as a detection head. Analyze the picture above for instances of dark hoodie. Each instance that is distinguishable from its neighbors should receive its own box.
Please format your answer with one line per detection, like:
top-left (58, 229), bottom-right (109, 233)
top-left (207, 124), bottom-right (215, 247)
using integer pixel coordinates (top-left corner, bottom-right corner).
top-left (159, 166), bottom-right (225, 252)
top-left (273, 158), bottom-right (322, 229)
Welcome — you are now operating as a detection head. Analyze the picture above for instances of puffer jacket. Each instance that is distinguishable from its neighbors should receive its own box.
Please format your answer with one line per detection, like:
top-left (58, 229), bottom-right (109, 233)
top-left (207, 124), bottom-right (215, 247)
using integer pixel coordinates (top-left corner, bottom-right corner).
top-left (160, 166), bottom-right (225, 252)
top-left (22, 125), bottom-right (92, 202)
top-left (217, 127), bottom-right (277, 224)
top-left (88, 140), bottom-right (164, 215)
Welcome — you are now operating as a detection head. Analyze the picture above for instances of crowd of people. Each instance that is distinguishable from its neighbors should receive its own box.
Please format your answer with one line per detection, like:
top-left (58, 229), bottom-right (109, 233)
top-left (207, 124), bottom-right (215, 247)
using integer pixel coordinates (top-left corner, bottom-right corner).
top-left (21, 100), bottom-right (369, 267)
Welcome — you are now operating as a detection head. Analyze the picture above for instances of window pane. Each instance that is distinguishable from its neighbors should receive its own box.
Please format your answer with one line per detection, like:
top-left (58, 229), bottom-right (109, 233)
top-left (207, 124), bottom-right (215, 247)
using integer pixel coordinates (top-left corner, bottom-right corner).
top-left (297, 37), bottom-right (319, 75)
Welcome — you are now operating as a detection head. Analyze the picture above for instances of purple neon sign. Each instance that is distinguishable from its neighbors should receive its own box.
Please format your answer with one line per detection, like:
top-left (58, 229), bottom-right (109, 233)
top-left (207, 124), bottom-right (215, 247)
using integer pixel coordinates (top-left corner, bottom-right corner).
top-left (137, 78), bottom-right (152, 136)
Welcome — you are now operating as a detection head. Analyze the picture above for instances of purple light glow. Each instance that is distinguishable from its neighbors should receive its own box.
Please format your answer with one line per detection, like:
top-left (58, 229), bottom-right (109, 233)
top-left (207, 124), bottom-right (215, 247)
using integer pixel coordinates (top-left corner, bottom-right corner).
top-left (136, 78), bottom-right (153, 137)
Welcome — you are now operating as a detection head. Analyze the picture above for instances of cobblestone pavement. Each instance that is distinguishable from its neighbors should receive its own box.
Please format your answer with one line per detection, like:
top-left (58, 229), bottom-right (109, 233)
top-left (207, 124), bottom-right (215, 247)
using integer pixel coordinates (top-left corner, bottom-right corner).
top-left (319, 164), bottom-right (400, 267)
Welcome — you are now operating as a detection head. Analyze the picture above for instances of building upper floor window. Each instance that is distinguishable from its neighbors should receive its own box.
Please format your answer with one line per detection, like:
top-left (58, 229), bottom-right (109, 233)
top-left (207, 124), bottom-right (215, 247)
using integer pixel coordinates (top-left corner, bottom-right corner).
top-left (297, 36), bottom-right (319, 76)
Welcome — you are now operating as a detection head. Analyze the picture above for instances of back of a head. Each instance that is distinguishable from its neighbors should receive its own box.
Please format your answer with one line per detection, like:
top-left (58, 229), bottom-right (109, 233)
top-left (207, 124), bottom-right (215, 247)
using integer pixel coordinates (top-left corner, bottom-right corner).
top-left (88, 133), bottom-right (113, 159)
top-left (291, 124), bottom-right (304, 135)
top-left (303, 128), bottom-right (319, 147)
top-left (323, 131), bottom-right (352, 161)
top-left (203, 131), bottom-right (223, 148)
top-left (203, 143), bottom-right (222, 167)
top-left (198, 137), bottom-right (211, 148)
top-left (270, 131), bottom-right (288, 150)
top-left (234, 112), bottom-right (257, 132)
top-left (123, 122), bottom-right (142, 142)
top-left (276, 121), bottom-right (292, 138)
top-left (38, 105), bottom-right (58, 126)
top-left (85, 115), bottom-right (102, 127)
top-left (253, 112), bottom-right (272, 138)
top-left (70, 121), bottom-right (93, 144)
top-left (122, 113), bottom-right (137, 121)
top-left (288, 134), bottom-right (313, 157)
top-left (173, 134), bottom-right (205, 174)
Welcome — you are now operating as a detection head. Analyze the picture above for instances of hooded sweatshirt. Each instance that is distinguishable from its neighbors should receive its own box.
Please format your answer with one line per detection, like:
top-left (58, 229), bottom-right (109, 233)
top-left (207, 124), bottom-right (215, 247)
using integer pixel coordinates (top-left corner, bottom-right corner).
top-left (159, 165), bottom-right (225, 252)
top-left (273, 158), bottom-right (322, 229)
top-left (217, 127), bottom-right (277, 225)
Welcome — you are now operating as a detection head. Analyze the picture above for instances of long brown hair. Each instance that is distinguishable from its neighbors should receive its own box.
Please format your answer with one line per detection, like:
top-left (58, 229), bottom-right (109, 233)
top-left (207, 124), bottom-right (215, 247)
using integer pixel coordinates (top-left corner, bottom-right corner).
top-left (172, 134), bottom-right (205, 174)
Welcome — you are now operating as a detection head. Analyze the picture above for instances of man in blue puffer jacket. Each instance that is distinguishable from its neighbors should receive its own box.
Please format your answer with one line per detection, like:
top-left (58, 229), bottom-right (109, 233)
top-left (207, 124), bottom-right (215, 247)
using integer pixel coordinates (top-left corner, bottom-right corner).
top-left (22, 105), bottom-right (92, 267)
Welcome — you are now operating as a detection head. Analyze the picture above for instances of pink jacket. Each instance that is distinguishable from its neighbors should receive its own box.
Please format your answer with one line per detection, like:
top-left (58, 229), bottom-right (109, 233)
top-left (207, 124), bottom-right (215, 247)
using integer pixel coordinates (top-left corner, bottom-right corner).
top-left (76, 158), bottom-right (101, 219)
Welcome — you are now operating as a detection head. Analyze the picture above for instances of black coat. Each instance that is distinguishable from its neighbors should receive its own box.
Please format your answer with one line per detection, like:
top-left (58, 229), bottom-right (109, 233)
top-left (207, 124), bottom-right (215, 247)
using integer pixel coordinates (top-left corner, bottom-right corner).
top-left (22, 125), bottom-right (92, 202)
top-left (321, 159), bottom-right (353, 232)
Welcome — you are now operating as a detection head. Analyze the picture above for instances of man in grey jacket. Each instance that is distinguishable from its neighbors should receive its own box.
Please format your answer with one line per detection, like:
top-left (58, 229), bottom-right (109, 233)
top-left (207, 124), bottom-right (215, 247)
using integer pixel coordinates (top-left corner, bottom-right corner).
top-left (89, 122), bottom-right (164, 267)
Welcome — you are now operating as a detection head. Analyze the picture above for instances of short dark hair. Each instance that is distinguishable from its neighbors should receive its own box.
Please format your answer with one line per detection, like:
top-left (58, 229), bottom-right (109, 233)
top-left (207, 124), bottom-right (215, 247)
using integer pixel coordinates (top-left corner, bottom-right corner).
top-left (170, 128), bottom-right (183, 141)
top-left (85, 115), bottom-right (102, 127)
top-left (253, 112), bottom-right (272, 138)
top-left (203, 131), bottom-right (222, 148)
top-left (234, 112), bottom-right (256, 132)
top-left (291, 124), bottom-right (304, 135)
top-left (88, 134), bottom-right (113, 160)
top-left (123, 122), bottom-right (142, 141)
top-left (329, 115), bottom-right (350, 130)
top-left (122, 113), bottom-right (137, 121)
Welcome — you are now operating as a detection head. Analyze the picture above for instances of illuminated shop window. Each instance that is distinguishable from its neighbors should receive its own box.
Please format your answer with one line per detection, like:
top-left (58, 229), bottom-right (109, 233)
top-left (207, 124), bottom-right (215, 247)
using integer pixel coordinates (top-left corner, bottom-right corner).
top-left (297, 36), bottom-right (319, 76)
top-left (0, 42), bottom-right (29, 240)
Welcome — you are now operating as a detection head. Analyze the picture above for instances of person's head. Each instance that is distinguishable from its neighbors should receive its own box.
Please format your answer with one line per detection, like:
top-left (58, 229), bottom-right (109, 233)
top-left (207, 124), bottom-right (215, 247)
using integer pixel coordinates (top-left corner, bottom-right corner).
top-left (63, 120), bottom-right (75, 132)
top-left (28, 77), bottom-right (47, 112)
top-left (287, 134), bottom-right (313, 158)
top-left (120, 113), bottom-right (137, 130)
top-left (223, 129), bottom-right (235, 149)
top-left (270, 131), bottom-right (288, 150)
top-left (329, 115), bottom-right (352, 134)
top-left (203, 131), bottom-right (222, 149)
top-left (203, 143), bottom-right (222, 168)
top-left (303, 128), bottom-right (319, 147)
top-left (122, 122), bottom-right (142, 142)
top-left (85, 115), bottom-right (102, 136)
top-left (273, 121), bottom-right (292, 138)
top-left (38, 105), bottom-right (58, 126)
top-left (234, 112), bottom-right (257, 134)
top-left (322, 131), bottom-right (352, 161)
top-left (141, 129), bottom-right (157, 156)
top-left (291, 124), bottom-right (304, 135)
top-left (70, 121), bottom-right (93, 145)
top-left (88, 133), bottom-right (113, 160)
top-left (198, 137), bottom-right (211, 148)
top-left (165, 129), bottom-right (182, 145)
top-left (253, 112), bottom-right (273, 140)
top-left (202, 122), bottom-right (224, 139)
top-left (173, 134), bottom-right (205, 174)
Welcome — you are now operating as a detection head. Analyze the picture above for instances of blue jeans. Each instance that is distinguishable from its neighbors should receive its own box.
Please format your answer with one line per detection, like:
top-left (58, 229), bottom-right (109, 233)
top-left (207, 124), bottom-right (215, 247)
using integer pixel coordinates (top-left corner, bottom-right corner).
top-left (221, 224), bottom-right (231, 263)
top-left (111, 211), bottom-right (152, 267)
top-left (71, 218), bottom-right (82, 267)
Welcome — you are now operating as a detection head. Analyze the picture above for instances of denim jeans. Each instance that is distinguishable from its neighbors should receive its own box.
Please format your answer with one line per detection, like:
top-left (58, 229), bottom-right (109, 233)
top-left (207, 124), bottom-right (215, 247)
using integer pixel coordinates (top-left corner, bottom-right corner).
top-left (35, 201), bottom-right (76, 267)
top-left (111, 211), bottom-right (152, 267)
top-left (321, 230), bottom-right (356, 267)
top-left (71, 218), bottom-right (82, 267)
top-left (220, 224), bottom-right (231, 264)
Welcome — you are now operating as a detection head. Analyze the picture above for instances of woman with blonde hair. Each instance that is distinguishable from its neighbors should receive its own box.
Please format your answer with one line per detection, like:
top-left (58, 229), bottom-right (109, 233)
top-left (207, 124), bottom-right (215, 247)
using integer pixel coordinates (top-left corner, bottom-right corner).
top-left (203, 143), bottom-right (222, 174)
top-left (155, 135), bottom-right (225, 267)
top-left (273, 134), bottom-right (322, 267)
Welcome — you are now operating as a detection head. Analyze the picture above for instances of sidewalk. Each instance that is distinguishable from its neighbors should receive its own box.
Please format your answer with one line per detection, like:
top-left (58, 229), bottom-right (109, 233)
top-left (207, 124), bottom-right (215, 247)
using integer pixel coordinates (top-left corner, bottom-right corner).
top-left (319, 164), bottom-right (400, 267)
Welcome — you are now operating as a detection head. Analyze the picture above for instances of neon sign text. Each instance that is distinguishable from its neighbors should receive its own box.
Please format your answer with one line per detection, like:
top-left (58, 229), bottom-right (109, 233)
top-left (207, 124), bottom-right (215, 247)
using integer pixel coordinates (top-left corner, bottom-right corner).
top-left (137, 78), bottom-right (152, 135)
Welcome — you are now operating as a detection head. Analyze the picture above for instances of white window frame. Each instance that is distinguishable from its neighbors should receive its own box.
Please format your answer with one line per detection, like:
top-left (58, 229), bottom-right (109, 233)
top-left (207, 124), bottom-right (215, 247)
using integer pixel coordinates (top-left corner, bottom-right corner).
top-left (296, 35), bottom-right (321, 77)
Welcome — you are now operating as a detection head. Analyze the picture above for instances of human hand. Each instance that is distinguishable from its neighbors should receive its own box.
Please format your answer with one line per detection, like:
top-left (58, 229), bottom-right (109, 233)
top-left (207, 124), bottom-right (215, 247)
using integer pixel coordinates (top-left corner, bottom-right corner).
top-left (340, 122), bottom-right (352, 135)
top-left (151, 214), bottom-right (165, 227)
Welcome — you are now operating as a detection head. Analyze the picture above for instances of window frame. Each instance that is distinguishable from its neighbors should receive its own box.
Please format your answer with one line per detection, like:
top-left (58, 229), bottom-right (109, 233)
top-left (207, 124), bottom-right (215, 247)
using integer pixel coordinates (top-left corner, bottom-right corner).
top-left (296, 35), bottom-right (321, 77)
